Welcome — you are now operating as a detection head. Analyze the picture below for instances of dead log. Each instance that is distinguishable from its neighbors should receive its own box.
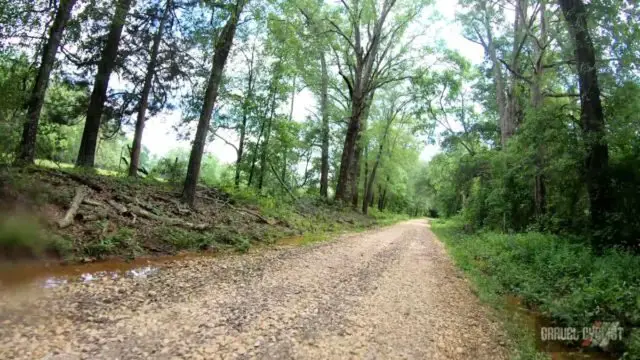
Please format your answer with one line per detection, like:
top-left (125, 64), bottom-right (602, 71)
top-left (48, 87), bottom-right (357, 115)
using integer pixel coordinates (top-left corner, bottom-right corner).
top-left (128, 205), bottom-right (209, 230)
top-left (225, 204), bottom-right (275, 225)
top-left (107, 199), bottom-right (128, 214)
top-left (77, 210), bottom-right (108, 222)
top-left (82, 198), bottom-right (106, 207)
top-left (58, 186), bottom-right (90, 228)
top-left (115, 194), bottom-right (158, 214)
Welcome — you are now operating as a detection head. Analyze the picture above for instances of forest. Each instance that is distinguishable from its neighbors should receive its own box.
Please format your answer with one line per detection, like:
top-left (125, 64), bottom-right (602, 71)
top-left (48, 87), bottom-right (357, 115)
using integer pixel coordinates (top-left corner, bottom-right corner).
top-left (2, 0), bottom-right (637, 247)
top-left (1, 0), bottom-right (640, 357)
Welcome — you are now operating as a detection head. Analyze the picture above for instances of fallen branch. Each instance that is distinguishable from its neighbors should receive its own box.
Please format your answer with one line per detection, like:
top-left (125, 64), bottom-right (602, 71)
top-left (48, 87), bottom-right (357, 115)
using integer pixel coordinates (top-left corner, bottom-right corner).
top-left (116, 194), bottom-right (158, 214)
top-left (77, 210), bottom-right (108, 222)
top-left (107, 199), bottom-right (128, 214)
top-left (225, 203), bottom-right (275, 225)
top-left (128, 205), bottom-right (209, 230)
top-left (268, 161), bottom-right (297, 201)
top-left (58, 186), bottom-right (90, 228)
top-left (82, 198), bottom-right (106, 207)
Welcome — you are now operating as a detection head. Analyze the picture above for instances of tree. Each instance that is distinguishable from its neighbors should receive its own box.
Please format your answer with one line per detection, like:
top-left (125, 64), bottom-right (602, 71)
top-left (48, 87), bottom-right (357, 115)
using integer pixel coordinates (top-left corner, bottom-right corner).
top-left (182, 0), bottom-right (248, 206)
top-left (362, 93), bottom-right (411, 214)
top-left (76, 0), bottom-right (133, 167)
top-left (234, 41), bottom-right (257, 187)
top-left (17, 0), bottom-right (77, 164)
top-left (558, 0), bottom-right (611, 246)
top-left (128, 0), bottom-right (173, 177)
top-left (329, 0), bottom-right (422, 203)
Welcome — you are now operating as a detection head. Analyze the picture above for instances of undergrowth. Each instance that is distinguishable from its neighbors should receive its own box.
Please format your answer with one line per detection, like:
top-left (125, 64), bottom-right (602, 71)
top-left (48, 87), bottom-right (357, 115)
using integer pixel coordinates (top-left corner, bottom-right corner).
top-left (0, 165), bottom-right (412, 262)
top-left (0, 214), bottom-right (74, 259)
top-left (431, 217), bottom-right (640, 359)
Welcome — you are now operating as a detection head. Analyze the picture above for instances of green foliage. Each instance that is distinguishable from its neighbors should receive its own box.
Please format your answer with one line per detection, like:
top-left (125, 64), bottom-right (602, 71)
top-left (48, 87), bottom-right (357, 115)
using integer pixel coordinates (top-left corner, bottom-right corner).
top-left (84, 227), bottom-right (141, 259)
top-left (157, 227), bottom-right (250, 252)
top-left (433, 218), bottom-right (640, 358)
top-left (0, 214), bottom-right (72, 258)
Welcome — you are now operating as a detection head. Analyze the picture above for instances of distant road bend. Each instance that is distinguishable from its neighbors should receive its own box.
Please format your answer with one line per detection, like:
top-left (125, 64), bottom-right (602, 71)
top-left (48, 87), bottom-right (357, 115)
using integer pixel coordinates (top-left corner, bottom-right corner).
top-left (0, 219), bottom-right (508, 359)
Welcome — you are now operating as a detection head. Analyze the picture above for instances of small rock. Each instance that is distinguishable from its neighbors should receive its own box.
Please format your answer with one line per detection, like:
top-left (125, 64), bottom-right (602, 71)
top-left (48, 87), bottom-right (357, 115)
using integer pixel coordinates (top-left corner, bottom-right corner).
top-left (456, 347), bottom-right (464, 354)
top-left (148, 290), bottom-right (157, 297)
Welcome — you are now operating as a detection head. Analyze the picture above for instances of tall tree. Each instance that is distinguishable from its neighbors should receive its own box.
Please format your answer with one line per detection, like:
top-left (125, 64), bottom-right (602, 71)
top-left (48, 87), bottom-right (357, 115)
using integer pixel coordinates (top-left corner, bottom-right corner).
top-left (128, 0), bottom-right (173, 177)
top-left (234, 42), bottom-right (257, 187)
top-left (258, 69), bottom-right (279, 191)
top-left (362, 94), bottom-right (410, 214)
top-left (558, 0), bottom-right (611, 245)
top-left (330, 0), bottom-right (417, 203)
top-left (319, 51), bottom-right (330, 197)
top-left (76, 0), bottom-right (133, 167)
top-left (17, 0), bottom-right (77, 164)
top-left (182, 0), bottom-right (247, 206)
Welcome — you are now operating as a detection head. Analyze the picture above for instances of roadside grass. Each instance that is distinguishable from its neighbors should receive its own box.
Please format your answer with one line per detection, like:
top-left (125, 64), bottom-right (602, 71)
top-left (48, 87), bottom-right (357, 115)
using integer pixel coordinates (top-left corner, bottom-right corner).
top-left (431, 217), bottom-right (640, 359)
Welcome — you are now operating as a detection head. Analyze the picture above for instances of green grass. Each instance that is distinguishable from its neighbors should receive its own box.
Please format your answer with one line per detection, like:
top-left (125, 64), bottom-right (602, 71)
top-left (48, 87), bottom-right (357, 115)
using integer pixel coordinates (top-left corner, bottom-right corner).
top-left (35, 159), bottom-right (120, 176)
top-left (431, 217), bottom-right (640, 359)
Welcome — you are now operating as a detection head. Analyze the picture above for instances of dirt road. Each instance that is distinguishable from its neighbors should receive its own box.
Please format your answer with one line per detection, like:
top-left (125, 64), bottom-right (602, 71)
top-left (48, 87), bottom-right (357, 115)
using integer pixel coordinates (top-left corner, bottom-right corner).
top-left (0, 220), bottom-right (508, 359)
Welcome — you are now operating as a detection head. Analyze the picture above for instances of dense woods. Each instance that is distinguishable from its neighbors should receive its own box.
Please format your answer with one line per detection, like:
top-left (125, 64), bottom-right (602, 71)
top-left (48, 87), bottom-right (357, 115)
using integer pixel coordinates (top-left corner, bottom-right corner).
top-left (1, 0), bottom-right (638, 247)
top-left (0, 0), bottom-right (434, 215)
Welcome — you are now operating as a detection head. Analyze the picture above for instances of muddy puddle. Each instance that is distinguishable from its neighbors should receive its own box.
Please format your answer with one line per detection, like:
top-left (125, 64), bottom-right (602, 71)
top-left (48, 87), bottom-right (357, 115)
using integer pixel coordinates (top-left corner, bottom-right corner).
top-left (506, 296), bottom-right (619, 360)
top-left (0, 252), bottom-right (217, 289)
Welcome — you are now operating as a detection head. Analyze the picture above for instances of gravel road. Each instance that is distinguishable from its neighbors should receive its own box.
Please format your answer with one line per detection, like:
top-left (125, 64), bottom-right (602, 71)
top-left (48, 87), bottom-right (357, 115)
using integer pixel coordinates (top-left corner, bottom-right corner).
top-left (0, 220), bottom-right (509, 359)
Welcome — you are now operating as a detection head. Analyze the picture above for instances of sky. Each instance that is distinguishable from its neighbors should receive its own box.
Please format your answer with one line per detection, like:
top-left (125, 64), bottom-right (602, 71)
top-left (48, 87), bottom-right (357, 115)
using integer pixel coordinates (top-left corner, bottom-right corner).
top-left (133, 0), bottom-right (485, 164)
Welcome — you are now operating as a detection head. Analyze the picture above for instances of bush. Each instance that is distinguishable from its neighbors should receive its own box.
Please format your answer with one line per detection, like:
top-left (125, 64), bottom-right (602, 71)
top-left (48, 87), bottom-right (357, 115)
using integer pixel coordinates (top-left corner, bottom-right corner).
top-left (432, 218), bottom-right (640, 358)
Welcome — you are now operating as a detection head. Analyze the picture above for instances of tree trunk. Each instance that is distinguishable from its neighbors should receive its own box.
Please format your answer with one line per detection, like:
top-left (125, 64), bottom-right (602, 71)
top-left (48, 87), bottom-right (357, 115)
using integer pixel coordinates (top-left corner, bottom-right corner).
top-left (17, 0), bottom-right (77, 164)
top-left (504, 0), bottom-right (527, 143)
top-left (533, 0), bottom-right (547, 219)
top-left (351, 92), bottom-right (375, 208)
top-left (280, 76), bottom-right (295, 190)
top-left (361, 145), bottom-right (369, 213)
top-left (378, 185), bottom-right (387, 211)
top-left (182, 0), bottom-right (246, 206)
top-left (76, 0), bottom-right (132, 167)
top-left (258, 81), bottom-right (277, 191)
top-left (363, 121), bottom-right (391, 215)
top-left (481, 2), bottom-right (509, 146)
top-left (335, 93), bottom-right (364, 202)
top-left (558, 0), bottom-right (611, 245)
top-left (319, 52), bottom-right (330, 198)
top-left (350, 130), bottom-right (363, 208)
top-left (235, 46), bottom-right (255, 187)
top-left (247, 120), bottom-right (265, 187)
top-left (128, 0), bottom-right (171, 177)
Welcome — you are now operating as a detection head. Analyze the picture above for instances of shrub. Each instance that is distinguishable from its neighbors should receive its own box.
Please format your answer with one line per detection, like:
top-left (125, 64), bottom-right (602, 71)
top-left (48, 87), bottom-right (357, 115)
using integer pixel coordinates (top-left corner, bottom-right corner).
top-left (432, 218), bottom-right (640, 358)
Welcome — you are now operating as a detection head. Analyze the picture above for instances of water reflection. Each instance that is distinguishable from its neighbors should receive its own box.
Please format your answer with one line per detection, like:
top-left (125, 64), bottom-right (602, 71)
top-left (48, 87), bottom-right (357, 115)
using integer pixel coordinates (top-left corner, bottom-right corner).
top-left (38, 266), bottom-right (160, 288)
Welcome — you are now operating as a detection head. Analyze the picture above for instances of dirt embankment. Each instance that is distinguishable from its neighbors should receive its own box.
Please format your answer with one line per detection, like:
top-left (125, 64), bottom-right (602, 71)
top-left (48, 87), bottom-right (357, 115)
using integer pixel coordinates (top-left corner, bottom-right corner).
top-left (0, 166), bottom-right (377, 262)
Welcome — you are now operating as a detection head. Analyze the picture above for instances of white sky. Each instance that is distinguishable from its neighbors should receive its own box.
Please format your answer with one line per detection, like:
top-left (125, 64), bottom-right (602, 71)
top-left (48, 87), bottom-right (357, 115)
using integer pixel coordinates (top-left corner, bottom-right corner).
top-left (132, 0), bottom-right (485, 164)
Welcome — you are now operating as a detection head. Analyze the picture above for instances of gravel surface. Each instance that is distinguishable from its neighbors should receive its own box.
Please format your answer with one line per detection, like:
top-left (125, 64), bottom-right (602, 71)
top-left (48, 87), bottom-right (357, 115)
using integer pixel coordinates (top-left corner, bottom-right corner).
top-left (0, 219), bottom-right (509, 359)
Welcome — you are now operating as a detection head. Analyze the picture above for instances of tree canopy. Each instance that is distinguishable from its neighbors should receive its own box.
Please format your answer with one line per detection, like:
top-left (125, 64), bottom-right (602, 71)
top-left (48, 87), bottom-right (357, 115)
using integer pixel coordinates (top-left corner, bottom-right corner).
top-left (1, 0), bottom-right (639, 247)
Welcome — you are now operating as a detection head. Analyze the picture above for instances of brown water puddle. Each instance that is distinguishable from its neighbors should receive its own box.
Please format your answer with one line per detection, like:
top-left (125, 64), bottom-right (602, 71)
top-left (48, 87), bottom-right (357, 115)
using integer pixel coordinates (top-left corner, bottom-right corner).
top-left (0, 252), bottom-right (218, 289)
top-left (505, 296), bottom-right (619, 360)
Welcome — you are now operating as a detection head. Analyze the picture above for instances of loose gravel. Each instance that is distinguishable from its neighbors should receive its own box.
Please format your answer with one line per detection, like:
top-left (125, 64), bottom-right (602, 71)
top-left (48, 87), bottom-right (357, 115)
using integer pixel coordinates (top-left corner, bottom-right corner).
top-left (0, 219), bottom-right (509, 359)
